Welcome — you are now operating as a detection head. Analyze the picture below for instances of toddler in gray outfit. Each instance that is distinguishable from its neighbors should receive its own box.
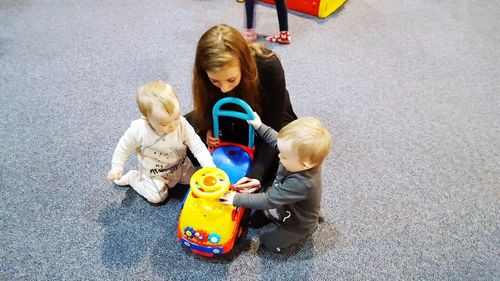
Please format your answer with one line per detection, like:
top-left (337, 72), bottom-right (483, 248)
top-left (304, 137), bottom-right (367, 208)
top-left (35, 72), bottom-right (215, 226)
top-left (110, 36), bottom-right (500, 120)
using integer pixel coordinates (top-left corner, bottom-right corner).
top-left (220, 113), bottom-right (332, 252)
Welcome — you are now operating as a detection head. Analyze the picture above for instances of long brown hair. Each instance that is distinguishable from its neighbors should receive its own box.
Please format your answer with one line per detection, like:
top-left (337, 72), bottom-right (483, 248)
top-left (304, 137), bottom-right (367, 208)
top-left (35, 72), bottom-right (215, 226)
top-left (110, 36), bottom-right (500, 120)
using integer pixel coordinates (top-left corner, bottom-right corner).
top-left (192, 24), bottom-right (262, 132)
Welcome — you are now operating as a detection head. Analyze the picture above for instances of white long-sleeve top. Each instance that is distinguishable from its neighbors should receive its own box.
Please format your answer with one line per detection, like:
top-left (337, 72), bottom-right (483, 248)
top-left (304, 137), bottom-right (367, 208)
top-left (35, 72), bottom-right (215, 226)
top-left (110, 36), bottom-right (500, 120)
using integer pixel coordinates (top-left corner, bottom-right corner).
top-left (111, 117), bottom-right (214, 177)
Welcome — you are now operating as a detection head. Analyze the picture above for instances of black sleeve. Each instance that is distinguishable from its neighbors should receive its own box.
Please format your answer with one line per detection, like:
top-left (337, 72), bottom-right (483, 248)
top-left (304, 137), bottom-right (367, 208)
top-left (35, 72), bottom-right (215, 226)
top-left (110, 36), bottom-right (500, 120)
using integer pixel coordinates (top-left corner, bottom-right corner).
top-left (258, 55), bottom-right (288, 131)
top-left (246, 56), bottom-right (289, 182)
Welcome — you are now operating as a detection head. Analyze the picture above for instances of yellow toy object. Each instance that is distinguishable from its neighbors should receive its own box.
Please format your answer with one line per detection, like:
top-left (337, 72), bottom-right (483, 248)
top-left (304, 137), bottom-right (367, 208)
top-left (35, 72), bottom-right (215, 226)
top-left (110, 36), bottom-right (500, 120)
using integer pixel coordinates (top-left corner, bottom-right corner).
top-left (177, 167), bottom-right (244, 257)
top-left (260, 0), bottom-right (346, 19)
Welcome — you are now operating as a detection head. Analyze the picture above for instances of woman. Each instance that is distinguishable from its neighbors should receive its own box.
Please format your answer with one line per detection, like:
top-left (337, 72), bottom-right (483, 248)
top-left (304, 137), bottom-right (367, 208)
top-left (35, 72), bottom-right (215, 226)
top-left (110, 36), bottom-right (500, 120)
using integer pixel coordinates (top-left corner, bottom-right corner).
top-left (187, 24), bottom-right (297, 190)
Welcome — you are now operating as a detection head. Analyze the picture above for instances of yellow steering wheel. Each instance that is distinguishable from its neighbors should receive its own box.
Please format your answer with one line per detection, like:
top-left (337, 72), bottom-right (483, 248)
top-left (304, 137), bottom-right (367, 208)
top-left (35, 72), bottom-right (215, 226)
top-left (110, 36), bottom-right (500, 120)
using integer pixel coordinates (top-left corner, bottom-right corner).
top-left (190, 167), bottom-right (230, 199)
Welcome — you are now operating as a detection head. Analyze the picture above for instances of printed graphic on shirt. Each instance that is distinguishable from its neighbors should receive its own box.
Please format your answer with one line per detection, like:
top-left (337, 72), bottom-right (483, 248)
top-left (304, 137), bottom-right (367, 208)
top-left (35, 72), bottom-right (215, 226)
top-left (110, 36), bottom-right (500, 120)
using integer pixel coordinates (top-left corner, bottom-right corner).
top-left (142, 147), bottom-right (187, 176)
top-left (269, 209), bottom-right (292, 223)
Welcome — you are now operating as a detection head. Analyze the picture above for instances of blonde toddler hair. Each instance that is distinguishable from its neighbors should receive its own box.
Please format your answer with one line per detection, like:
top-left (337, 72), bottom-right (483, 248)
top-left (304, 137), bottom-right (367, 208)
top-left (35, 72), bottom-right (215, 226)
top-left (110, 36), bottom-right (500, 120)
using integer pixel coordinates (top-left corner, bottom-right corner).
top-left (137, 80), bottom-right (179, 118)
top-left (278, 117), bottom-right (332, 167)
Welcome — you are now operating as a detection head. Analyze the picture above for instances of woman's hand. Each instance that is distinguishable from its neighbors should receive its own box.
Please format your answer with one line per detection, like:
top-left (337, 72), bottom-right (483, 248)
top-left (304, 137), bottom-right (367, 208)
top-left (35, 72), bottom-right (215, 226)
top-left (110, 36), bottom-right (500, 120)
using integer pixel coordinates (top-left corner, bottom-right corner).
top-left (233, 177), bottom-right (261, 193)
top-left (107, 168), bottom-right (123, 181)
top-left (206, 130), bottom-right (220, 149)
top-left (219, 192), bottom-right (236, 205)
top-left (247, 112), bottom-right (263, 130)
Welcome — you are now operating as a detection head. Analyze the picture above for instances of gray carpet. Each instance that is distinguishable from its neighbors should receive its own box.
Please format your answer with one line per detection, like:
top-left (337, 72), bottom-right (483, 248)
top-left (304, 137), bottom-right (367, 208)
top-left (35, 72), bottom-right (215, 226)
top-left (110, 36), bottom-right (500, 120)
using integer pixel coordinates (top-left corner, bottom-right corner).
top-left (1, 0), bottom-right (499, 280)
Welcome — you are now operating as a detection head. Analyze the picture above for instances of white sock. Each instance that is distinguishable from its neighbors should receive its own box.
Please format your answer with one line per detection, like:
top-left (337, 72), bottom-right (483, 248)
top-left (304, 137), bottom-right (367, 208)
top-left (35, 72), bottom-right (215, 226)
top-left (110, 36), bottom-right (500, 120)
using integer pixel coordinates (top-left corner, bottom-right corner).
top-left (113, 170), bottom-right (138, 186)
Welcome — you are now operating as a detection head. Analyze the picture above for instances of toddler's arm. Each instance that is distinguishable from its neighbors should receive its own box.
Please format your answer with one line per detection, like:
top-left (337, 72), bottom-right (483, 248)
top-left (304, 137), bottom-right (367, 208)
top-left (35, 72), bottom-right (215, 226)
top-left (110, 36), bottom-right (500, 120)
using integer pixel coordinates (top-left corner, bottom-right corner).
top-left (231, 175), bottom-right (309, 210)
top-left (247, 111), bottom-right (263, 129)
top-left (219, 192), bottom-right (236, 205)
top-left (248, 112), bottom-right (279, 148)
top-left (107, 168), bottom-right (123, 181)
top-left (182, 117), bottom-right (215, 168)
top-left (107, 124), bottom-right (139, 180)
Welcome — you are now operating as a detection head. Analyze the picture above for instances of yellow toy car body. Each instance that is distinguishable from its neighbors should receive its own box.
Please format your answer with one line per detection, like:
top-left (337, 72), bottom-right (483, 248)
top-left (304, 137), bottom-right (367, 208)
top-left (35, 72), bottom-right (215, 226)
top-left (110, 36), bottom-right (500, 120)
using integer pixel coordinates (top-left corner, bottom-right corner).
top-left (177, 167), bottom-right (244, 257)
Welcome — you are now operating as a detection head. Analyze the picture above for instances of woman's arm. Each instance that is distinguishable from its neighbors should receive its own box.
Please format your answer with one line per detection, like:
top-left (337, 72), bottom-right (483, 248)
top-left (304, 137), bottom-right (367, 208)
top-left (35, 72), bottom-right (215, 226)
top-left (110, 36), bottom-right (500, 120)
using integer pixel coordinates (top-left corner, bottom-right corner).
top-left (246, 56), bottom-right (288, 182)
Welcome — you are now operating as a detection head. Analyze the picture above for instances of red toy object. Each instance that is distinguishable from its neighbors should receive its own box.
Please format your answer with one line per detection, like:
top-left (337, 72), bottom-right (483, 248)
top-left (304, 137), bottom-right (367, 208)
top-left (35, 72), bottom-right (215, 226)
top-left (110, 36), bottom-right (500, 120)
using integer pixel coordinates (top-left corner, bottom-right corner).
top-left (259, 0), bottom-right (346, 19)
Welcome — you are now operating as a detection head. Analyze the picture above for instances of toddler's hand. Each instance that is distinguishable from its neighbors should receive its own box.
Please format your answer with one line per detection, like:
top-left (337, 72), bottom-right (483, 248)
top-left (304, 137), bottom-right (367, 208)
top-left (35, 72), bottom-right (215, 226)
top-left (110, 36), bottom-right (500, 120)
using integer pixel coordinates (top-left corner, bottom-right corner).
top-left (233, 177), bottom-right (261, 193)
top-left (107, 168), bottom-right (123, 181)
top-left (219, 192), bottom-right (236, 205)
top-left (247, 112), bottom-right (262, 129)
top-left (206, 130), bottom-right (220, 149)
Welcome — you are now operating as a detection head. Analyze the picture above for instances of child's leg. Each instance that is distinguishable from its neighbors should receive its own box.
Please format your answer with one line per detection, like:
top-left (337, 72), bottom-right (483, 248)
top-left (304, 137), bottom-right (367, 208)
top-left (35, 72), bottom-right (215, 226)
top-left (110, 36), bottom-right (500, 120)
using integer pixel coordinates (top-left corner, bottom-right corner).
top-left (128, 172), bottom-right (169, 204)
top-left (177, 158), bottom-right (196, 185)
top-left (113, 170), bottom-right (137, 186)
top-left (246, 210), bottom-right (271, 228)
top-left (243, 0), bottom-right (257, 42)
top-left (259, 224), bottom-right (305, 253)
top-left (266, 0), bottom-right (291, 44)
top-left (275, 0), bottom-right (288, 32)
top-left (245, 0), bottom-right (255, 29)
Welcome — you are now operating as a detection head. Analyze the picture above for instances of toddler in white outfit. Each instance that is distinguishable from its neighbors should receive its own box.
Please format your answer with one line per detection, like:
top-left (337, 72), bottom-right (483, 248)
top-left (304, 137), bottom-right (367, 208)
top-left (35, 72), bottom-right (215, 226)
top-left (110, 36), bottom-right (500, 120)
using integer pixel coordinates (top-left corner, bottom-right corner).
top-left (107, 80), bottom-right (215, 203)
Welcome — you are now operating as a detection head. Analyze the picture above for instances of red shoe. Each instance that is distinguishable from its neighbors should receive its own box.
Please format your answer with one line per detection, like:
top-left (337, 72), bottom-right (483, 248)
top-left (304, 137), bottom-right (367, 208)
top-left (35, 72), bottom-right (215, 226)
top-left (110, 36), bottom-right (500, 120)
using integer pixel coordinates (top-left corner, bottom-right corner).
top-left (242, 29), bottom-right (257, 42)
top-left (266, 31), bottom-right (291, 44)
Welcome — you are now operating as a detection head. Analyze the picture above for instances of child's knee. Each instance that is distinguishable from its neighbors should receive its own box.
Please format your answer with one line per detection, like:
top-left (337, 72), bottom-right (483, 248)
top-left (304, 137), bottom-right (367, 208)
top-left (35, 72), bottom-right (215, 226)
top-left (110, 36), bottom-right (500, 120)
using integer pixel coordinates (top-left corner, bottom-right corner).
top-left (260, 226), bottom-right (304, 253)
top-left (147, 195), bottom-right (162, 204)
top-left (260, 233), bottom-right (283, 253)
top-left (144, 185), bottom-right (168, 203)
top-left (146, 192), bottom-right (168, 204)
top-left (259, 228), bottom-right (282, 253)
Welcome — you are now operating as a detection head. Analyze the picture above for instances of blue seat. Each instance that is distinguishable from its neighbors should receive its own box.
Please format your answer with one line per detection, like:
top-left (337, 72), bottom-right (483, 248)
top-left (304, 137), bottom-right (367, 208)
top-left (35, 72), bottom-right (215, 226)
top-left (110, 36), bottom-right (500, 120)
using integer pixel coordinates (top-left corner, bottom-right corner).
top-left (212, 144), bottom-right (252, 184)
top-left (212, 97), bottom-right (255, 184)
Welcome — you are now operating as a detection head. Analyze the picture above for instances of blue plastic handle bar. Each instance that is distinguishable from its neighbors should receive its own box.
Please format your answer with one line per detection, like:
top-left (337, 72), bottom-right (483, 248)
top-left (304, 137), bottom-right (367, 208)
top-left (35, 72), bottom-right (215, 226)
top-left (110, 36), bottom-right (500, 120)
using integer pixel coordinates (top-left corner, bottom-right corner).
top-left (212, 97), bottom-right (255, 148)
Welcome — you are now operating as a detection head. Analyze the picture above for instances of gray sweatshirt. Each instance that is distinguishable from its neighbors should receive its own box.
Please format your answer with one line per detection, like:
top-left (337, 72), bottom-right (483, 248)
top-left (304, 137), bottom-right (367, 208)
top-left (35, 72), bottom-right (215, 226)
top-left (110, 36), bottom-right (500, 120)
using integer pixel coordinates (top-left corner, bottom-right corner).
top-left (233, 124), bottom-right (323, 234)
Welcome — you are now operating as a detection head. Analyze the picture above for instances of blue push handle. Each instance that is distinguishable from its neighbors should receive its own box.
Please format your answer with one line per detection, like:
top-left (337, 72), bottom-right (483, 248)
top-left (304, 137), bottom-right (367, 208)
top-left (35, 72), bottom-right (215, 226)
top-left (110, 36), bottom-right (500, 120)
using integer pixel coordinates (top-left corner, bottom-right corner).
top-left (212, 97), bottom-right (255, 148)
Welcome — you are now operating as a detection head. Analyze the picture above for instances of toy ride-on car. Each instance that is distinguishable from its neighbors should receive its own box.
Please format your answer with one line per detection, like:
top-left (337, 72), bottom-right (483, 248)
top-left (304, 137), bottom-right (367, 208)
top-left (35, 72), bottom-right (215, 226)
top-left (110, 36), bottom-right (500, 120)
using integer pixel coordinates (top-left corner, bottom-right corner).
top-left (177, 167), bottom-right (245, 257)
top-left (178, 97), bottom-right (255, 257)
top-left (211, 97), bottom-right (255, 184)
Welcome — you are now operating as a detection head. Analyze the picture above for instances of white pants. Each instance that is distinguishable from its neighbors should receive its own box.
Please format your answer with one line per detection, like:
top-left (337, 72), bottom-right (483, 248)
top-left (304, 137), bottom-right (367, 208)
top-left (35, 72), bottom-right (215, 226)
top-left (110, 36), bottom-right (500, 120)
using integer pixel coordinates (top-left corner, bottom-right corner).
top-left (130, 158), bottom-right (196, 203)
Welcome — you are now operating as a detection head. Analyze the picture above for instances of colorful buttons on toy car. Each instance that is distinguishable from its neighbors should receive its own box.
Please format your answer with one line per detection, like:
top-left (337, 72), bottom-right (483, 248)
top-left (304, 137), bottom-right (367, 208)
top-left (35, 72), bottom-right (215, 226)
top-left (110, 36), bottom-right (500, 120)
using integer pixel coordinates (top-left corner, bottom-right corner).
top-left (208, 233), bottom-right (221, 244)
